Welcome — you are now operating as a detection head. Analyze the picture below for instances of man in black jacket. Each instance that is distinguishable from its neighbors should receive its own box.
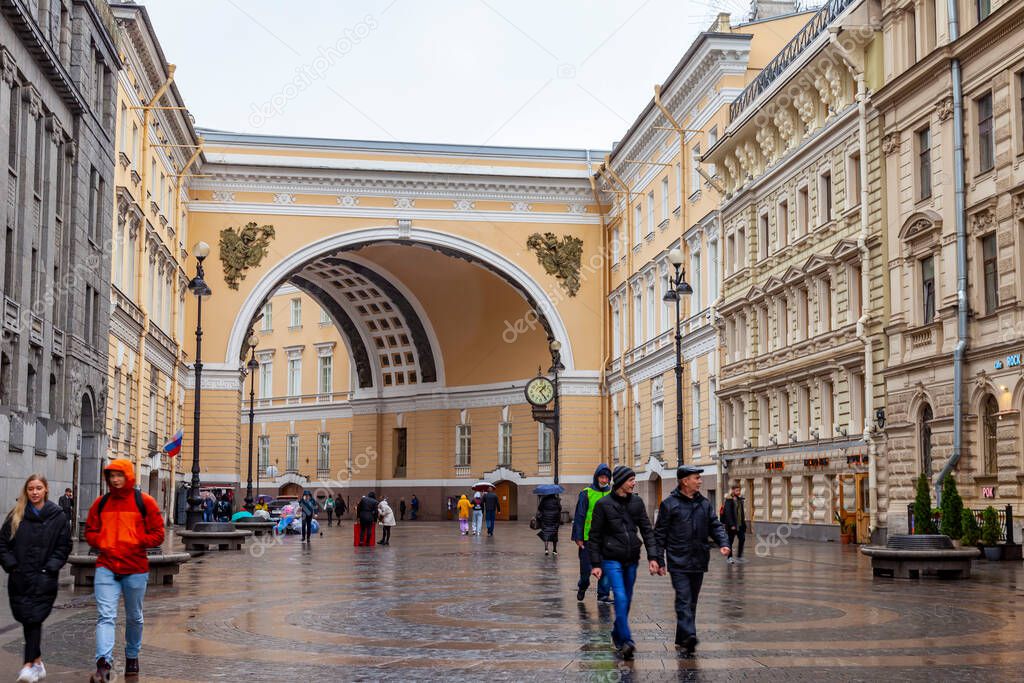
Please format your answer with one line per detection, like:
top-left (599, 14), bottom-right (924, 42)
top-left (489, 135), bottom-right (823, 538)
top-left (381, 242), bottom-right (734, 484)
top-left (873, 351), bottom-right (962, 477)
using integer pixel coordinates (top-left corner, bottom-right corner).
top-left (355, 492), bottom-right (378, 546)
top-left (654, 465), bottom-right (730, 655)
top-left (721, 482), bottom-right (747, 563)
top-left (588, 466), bottom-right (659, 661)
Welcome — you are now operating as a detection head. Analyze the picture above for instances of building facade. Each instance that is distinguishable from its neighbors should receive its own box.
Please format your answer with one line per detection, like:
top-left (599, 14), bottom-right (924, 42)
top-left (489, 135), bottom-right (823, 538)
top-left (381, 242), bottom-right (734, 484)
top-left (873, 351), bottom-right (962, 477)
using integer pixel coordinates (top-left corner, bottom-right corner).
top-left (599, 8), bottom-right (814, 513)
top-left (877, 0), bottom-right (1024, 533)
top-left (0, 0), bottom-right (118, 521)
top-left (103, 1), bottom-right (200, 520)
top-left (708, 0), bottom-right (888, 542)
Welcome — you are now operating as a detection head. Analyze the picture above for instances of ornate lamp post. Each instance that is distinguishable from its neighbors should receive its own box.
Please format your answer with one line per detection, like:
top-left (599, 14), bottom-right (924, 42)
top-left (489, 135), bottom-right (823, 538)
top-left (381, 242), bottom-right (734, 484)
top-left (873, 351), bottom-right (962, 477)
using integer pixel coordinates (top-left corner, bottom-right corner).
top-left (243, 333), bottom-right (259, 513)
top-left (548, 339), bottom-right (565, 485)
top-left (662, 247), bottom-right (693, 468)
top-left (185, 241), bottom-right (212, 530)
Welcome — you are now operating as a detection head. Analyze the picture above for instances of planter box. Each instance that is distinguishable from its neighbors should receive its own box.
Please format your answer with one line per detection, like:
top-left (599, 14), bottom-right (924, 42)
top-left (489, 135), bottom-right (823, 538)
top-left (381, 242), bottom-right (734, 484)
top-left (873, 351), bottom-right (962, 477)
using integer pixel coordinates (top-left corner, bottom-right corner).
top-left (982, 545), bottom-right (1003, 561)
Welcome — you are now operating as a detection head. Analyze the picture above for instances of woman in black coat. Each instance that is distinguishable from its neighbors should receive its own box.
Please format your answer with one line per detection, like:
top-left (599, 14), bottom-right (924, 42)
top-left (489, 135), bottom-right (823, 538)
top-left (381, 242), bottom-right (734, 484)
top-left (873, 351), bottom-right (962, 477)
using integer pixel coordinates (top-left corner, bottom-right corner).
top-left (536, 494), bottom-right (562, 556)
top-left (0, 474), bottom-right (72, 681)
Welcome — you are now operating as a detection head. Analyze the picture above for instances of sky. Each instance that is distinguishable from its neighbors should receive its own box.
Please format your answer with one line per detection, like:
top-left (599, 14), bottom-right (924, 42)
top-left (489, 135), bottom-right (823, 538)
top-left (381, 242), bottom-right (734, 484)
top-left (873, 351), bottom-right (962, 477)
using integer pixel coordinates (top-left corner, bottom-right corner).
top-left (140, 0), bottom-right (759, 151)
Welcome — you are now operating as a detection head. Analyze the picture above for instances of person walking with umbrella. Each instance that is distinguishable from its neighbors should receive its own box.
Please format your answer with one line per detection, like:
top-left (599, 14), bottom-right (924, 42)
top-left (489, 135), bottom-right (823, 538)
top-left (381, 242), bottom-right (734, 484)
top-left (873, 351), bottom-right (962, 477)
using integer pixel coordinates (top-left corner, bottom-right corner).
top-left (653, 466), bottom-right (730, 656)
top-left (588, 466), bottom-right (659, 661)
top-left (571, 464), bottom-right (613, 603)
top-left (535, 489), bottom-right (562, 556)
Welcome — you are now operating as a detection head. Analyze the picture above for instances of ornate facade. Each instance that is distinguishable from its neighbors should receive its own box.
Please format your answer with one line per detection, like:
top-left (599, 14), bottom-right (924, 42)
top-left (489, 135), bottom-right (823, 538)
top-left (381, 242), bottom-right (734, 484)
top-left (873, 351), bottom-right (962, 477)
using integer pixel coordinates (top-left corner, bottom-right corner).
top-left (0, 0), bottom-right (118, 522)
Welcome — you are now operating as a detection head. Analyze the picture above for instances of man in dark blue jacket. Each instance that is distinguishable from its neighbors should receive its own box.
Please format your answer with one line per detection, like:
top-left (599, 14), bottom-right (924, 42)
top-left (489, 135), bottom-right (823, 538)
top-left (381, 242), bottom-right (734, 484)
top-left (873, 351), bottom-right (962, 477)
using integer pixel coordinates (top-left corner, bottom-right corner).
top-left (654, 465), bottom-right (730, 655)
top-left (571, 463), bottom-right (612, 602)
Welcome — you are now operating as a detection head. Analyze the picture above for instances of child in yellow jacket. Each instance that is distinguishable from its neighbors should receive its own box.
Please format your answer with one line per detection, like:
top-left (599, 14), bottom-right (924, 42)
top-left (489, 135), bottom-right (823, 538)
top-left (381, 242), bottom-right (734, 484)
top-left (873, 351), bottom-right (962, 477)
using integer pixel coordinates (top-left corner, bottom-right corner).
top-left (456, 494), bottom-right (471, 535)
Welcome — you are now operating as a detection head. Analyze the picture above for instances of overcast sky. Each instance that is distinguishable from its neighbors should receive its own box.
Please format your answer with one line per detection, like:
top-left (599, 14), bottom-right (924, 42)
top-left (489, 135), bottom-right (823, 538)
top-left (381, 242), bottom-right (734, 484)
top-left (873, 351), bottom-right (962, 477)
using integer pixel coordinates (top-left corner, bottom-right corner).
top-left (140, 0), bottom-right (760, 151)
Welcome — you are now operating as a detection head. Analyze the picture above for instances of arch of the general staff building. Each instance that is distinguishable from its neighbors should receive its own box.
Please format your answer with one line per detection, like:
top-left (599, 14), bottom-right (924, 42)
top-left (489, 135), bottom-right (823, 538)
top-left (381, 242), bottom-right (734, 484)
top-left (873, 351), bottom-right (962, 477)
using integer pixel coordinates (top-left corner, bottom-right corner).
top-left (180, 130), bottom-right (610, 519)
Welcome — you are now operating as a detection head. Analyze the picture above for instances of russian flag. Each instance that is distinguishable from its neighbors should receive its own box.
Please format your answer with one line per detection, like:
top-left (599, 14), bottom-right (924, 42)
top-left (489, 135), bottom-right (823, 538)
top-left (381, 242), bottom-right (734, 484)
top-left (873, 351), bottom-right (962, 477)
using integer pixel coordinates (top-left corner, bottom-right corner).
top-left (163, 429), bottom-right (183, 458)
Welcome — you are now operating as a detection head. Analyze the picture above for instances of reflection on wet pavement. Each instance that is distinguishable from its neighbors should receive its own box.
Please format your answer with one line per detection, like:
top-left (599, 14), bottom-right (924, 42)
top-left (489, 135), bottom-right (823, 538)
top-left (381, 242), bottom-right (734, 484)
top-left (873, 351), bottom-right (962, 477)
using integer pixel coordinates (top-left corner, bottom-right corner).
top-left (1, 522), bottom-right (1021, 681)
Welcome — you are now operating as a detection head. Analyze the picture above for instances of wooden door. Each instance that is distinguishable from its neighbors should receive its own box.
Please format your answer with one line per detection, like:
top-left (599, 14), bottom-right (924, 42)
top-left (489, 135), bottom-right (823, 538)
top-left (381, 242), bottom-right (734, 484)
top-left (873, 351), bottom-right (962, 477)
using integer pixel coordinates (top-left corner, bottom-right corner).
top-left (494, 481), bottom-right (515, 521)
top-left (854, 472), bottom-right (870, 544)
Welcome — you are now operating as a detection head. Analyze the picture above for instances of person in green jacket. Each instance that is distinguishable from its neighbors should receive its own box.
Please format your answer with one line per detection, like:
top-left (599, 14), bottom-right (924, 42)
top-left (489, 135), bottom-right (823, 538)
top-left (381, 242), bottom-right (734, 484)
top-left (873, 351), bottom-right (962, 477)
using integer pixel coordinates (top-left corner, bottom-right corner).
top-left (571, 463), bottom-right (612, 602)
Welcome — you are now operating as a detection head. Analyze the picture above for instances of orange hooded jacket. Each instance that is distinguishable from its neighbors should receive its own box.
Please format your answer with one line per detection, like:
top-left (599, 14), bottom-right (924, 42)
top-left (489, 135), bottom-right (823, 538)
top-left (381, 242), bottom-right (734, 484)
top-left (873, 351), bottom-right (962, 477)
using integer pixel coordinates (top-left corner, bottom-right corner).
top-left (84, 459), bottom-right (165, 575)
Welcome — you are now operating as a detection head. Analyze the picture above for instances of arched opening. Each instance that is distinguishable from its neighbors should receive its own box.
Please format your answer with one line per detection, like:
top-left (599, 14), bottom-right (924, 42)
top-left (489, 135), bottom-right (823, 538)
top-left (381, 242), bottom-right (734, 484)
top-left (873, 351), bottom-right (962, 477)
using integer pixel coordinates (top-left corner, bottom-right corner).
top-left (919, 403), bottom-right (933, 480)
top-left (494, 480), bottom-right (518, 521)
top-left (982, 394), bottom-right (999, 475)
top-left (278, 482), bottom-right (303, 498)
top-left (0, 353), bottom-right (10, 404)
top-left (48, 373), bottom-right (57, 417)
top-left (78, 393), bottom-right (100, 528)
top-left (148, 469), bottom-right (160, 500)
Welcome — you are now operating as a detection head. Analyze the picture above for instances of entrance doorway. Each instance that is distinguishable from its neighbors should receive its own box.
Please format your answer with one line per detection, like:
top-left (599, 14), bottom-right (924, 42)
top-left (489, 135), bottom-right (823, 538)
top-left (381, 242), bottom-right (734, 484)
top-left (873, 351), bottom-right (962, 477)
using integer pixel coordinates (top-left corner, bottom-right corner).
top-left (78, 394), bottom-right (100, 531)
top-left (279, 482), bottom-right (303, 498)
top-left (494, 481), bottom-right (517, 521)
top-left (393, 428), bottom-right (407, 478)
top-left (837, 473), bottom-right (871, 543)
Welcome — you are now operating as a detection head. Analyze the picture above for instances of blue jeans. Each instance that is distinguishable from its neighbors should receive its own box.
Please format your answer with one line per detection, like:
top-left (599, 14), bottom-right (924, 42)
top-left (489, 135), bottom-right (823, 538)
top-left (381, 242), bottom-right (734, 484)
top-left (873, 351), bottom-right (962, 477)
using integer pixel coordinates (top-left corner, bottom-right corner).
top-left (471, 509), bottom-right (483, 534)
top-left (485, 509), bottom-right (496, 534)
top-left (601, 560), bottom-right (638, 647)
top-left (578, 543), bottom-right (610, 598)
top-left (94, 567), bottom-right (149, 663)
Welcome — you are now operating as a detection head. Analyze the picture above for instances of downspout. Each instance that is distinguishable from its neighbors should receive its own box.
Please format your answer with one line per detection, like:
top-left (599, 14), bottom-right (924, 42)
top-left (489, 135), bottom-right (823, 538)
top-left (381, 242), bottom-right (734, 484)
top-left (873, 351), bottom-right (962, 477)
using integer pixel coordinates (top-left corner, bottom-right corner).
top-left (936, 0), bottom-right (967, 504)
top-left (588, 156), bottom-right (610, 464)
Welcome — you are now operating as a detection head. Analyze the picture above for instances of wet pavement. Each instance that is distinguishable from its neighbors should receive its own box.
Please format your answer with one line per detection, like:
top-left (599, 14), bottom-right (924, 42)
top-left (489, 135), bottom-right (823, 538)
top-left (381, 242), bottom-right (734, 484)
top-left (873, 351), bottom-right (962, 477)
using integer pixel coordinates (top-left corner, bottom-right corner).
top-left (1, 521), bottom-right (1022, 681)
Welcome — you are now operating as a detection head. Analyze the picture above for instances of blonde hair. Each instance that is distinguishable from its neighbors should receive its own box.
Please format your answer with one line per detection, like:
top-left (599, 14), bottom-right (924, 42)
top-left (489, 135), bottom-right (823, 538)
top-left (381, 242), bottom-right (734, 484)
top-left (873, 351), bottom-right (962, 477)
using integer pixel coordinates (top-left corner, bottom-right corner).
top-left (6, 474), bottom-right (49, 536)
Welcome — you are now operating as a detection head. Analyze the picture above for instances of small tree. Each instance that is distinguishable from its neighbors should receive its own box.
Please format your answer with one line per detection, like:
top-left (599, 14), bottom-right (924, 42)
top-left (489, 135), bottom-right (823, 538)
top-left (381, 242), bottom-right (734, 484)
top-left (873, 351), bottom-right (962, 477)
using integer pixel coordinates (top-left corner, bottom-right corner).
top-left (960, 509), bottom-right (981, 546)
top-left (939, 474), bottom-right (964, 539)
top-left (913, 473), bottom-right (937, 534)
top-left (980, 506), bottom-right (1001, 546)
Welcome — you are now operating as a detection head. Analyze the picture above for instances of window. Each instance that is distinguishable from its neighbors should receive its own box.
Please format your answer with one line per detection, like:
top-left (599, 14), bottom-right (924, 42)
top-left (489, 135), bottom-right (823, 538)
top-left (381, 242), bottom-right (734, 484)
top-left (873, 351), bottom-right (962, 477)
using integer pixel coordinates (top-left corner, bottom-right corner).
top-left (758, 305), bottom-right (769, 352)
top-left (647, 191), bottom-right (655, 236)
top-left (797, 287), bottom-right (810, 340)
top-left (779, 390), bottom-right (790, 442)
top-left (977, 93), bottom-right (994, 173)
top-left (646, 280), bottom-right (655, 340)
top-left (849, 371), bottom-right (864, 434)
top-left (758, 213), bottom-right (769, 260)
top-left (819, 170), bottom-right (832, 223)
top-left (258, 358), bottom-right (272, 399)
top-left (612, 305), bottom-right (621, 357)
top-left (847, 151), bottom-right (862, 207)
top-left (736, 226), bottom-right (746, 270)
top-left (287, 357), bottom-right (301, 396)
top-left (651, 397), bottom-right (664, 453)
top-left (778, 296), bottom-right (789, 347)
top-left (675, 161), bottom-right (683, 209)
top-left (691, 251), bottom-right (702, 310)
top-left (708, 378), bottom-right (718, 443)
top-left (88, 168), bottom-right (101, 242)
top-left (317, 433), bottom-right (330, 472)
top-left (982, 233), bottom-right (998, 314)
top-left (318, 353), bottom-right (333, 395)
top-left (819, 277), bottom-right (833, 333)
top-left (633, 290), bottom-right (642, 347)
top-left (611, 227), bottom-right (620, 262)
top-left (919, 403), bottom-right (933, 479)
top-left (691, 145), bottom-right (701, 195)
top-left (918, 128), bottom-right (932, 200)
top-left (1020, 73), bottom-right (1024, 149)
top-left (977, 0), bottom-right (991, 22)
top-left (821, 380), bottom-right (834, 435)
top-left (660, 273), bottom-right (672, 334)
top-left (849, 264), bottom-right (863, 322)
top-left (661, 177), bottom-right (669, 221)
top-left (633, 395), bottom-right (641, 460)
top-left (921, 255), bottom-right (936, 323)
top-left (456, 424), bottom-right (472, 466)
top-left (798, 386), bottom-right (810, 440)
top-left (907, 6), bottom-right (918, 65)
top-left (708, 240), bottom-right (719, 303)
top-left (758, 395), bottom-right (770, 445)
top-left (289, 298), bottom-right (302, 328)
top-left (130, 123), bottom-right (138, 163)
top-left (498, 422), bottom-right (512, 466)
top-left (708, 126), bottom-right (718, 176)
top-left (260, 302), bottom-right (272, 331)
top-left (725, 233), bottom-right (735, 276)
top-left (982, 395), bottom-right (998, 474)
top-left (777, 199), bottom-right (789, 249)
top-left (286, 434), bottom-right (299, 471)
top-left (690, 385), bottom-right (700, 445)
top-left (258, 436), bottom-right (269, 471)
top-left (634, 204), bottom-right (643, 245)
top-left (797, 186), bottom-right (809, 237)
top-left (539, 426), bottom-right (553, 464)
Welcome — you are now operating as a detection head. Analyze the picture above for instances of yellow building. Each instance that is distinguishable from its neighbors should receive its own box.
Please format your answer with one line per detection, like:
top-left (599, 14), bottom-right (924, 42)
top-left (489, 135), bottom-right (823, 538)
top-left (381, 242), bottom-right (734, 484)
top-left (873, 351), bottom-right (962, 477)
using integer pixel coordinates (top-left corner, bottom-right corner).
top-left (597, 7), bottom-right (814, 511)
top-left (105, 1), bottom-right (201, 517)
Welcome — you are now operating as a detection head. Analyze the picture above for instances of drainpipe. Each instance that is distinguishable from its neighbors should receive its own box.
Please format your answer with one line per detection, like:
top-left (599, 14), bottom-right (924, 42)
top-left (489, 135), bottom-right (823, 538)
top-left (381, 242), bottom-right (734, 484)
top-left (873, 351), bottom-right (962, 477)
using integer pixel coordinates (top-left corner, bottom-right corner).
top-left (935, 0), bottom-right (967, 504)
top-left (588, 164), bottom-right (610, 464)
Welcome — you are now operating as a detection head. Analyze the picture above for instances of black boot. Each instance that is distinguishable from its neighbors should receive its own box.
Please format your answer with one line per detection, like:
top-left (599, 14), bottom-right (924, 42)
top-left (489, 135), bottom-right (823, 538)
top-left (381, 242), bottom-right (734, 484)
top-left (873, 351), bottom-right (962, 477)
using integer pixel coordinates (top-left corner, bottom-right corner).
top-left (125, 657), bottom-right (140, 677)
top-left (90, 658), bottom-right (112, 682)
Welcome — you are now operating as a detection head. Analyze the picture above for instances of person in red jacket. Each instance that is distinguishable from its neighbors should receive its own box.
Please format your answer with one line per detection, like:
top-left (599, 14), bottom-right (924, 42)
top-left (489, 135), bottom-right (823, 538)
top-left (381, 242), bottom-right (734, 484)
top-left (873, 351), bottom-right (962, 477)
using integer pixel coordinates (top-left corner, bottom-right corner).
top-left (84, 459), bottom-right (164, 681)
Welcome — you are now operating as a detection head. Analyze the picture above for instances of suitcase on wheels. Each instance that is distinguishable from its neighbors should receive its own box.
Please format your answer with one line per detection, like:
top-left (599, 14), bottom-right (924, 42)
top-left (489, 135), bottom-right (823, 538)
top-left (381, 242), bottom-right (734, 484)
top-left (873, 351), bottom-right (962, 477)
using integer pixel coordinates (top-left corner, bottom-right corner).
top-left (354, 521), bottom-right (376, 546)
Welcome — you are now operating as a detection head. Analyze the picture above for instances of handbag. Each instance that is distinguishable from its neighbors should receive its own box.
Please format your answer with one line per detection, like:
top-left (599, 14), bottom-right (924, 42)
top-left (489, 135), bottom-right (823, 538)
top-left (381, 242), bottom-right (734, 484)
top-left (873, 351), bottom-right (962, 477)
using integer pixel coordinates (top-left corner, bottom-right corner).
top-left (529, 515), bottom-right (539, 530)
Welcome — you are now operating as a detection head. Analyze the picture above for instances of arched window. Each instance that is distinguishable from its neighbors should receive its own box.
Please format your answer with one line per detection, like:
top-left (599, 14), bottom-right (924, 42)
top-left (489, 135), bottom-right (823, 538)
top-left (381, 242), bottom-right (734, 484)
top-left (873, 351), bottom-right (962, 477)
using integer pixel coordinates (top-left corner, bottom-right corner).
top-left (919, 403), bottom-right (933, 480)
top-left (983, 395), bottom-right (999, 475)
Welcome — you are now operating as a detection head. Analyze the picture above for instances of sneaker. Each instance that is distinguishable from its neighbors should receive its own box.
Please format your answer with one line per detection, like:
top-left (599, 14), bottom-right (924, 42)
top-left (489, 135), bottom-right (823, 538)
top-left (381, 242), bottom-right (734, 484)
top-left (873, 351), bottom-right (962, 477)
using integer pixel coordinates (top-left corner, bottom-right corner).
top-left (16, 665), bottom-right (37, 683)
top-left (576, 588), bottom-right (586, 601)
top-left (89, 658), bottom-right (111, 683)
top-left (597, 595), bottom-right (614, 604)
top-left (544, 550), bottom-right (549, 556)
top-left (676, 635), bottom-right (698, 655)
top-left (618, 641), bottom-right (636, 660)
top-left (31, 662), bottom-right (45, 680)
top-left (125, 657), bottom-right (139, 677)
top-left (727, 557), bottom-right (735, 564)
top-left (553, 550), bottom-right (558, 556)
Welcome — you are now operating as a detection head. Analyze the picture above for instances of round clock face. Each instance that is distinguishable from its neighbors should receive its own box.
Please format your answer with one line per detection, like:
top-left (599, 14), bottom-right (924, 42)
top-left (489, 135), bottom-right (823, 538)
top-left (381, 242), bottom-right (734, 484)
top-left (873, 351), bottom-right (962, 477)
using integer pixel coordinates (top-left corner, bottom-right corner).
top-left (525, 377), bottom-right (555, 406)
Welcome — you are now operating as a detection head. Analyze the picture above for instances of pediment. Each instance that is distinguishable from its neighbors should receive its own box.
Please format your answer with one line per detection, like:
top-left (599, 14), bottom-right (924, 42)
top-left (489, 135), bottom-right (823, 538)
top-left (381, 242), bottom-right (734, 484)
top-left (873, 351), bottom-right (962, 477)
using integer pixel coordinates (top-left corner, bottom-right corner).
top-left (743, 285), bottom-right (764, 303)
top-left (762, 276), bottom-right (785, 294)
top-left (830, 238), bottom-right (860, 263)
top-left (898, 210), bottom-right (943, 241)
top-left (781, 266), bottom-right (805, 285)
top-left (801, 254), bottom-right (834, 275)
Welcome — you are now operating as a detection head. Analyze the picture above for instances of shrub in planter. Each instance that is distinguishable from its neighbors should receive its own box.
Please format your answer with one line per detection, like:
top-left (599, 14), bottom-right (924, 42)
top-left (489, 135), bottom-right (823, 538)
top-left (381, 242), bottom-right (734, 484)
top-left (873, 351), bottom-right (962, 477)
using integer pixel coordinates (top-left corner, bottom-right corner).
top-left (913, 473), bottom-right (937, 534)
top-left (939, 474), bottom-right (964, 540)
top-left (960, 509), bottom-right (981, 546)
top-left (980, 506), bottom-right (1001, 546)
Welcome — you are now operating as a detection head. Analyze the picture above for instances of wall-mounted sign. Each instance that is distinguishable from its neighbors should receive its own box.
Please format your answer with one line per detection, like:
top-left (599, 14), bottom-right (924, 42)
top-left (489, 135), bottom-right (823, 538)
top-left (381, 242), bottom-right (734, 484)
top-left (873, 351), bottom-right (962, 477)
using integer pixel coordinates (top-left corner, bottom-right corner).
top-left (804, 457), bottom-right (829, 468)
top-left (765, 461), bottom-right (784, 471)
top-left (995, 354), bottom-right (1021, 370)
top-left (982, 486), bottom-right (995, 499)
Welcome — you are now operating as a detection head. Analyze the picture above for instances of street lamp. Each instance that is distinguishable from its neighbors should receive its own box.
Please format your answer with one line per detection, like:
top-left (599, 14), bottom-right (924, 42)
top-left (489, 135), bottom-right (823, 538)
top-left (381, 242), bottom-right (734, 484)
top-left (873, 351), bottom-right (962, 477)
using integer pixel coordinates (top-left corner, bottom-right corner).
top-left (548, 339), bottom-right (565, 485)
top-left (663, 247), bottom-right (692, 468)
top-left (243, 333), bottom-right (259, 513)
top-left (185, 241), bottom-right (212, 530)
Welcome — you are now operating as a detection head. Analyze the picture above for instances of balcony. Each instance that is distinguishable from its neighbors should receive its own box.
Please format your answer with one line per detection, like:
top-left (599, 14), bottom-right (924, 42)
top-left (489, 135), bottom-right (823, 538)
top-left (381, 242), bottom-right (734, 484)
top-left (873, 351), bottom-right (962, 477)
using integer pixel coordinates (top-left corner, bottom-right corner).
top-left (454, 465), bottom-right (471, 478)
top-left (29, 314), bottom-right (44, 346)
top-left (52, 327), bottom-right (65, 357)
top-left (3, 296), bottom-right (20, 334)
top-left (537, 463), bottom-right (551, 476)
top-left (316, 468), bottom-right (331, 480)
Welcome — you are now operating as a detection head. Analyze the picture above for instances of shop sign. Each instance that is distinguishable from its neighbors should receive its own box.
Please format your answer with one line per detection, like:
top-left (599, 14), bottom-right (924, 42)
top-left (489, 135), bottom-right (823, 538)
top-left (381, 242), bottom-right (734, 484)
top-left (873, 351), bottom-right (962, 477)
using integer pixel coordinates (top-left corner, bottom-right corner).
top-left (994, 353), bottom-right (1021, 370)
top-left (847, 454), bottom-right (869, 465)
top-left (982, 486), bottom-right (995, 499)
top-left (765, 460), bottom-right (784, 471)
top-left (804, 457), bottom-right (829, 468)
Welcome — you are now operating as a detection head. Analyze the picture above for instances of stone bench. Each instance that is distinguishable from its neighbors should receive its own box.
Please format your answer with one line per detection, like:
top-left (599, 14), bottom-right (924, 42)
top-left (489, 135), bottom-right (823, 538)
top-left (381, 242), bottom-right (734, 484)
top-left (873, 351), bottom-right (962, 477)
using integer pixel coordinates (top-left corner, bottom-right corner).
top-left (232, 519), bottom-right (277, 537)
top-left (178, 529), bottom-right (252, 551)
top-left (861, 534), bottom-right (980, 579)
top-left (68, 552), bottom-right (192, 588)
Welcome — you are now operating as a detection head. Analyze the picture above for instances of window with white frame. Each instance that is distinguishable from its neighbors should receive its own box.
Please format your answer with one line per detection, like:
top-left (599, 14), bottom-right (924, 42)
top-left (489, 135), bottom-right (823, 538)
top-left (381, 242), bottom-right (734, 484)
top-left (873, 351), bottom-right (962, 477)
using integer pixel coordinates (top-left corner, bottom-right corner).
top-left (633, 395), bottom-right (642, 459)
top-left (646, 279), bottom-right (656, 340)
top-left (708, 239), bottom-right (719, 303)
top-left (661, 177), bottom-right (669, 222)
top-left (320, 308), bottom-right (331, 325)
top-left (633, 289), bottom-right (643, 347)
top-left (691, 145), bottom-right (701, 195)
top-left (709, 377), bottom-right (718, 443)
top-left (498, 421), bottom-right (512, 466)
top-left (286, 434), bottom-right (299, 471)
top-left (634, 204), bottom-right (643, 245)
top-left (819, 170), bottom-right (833, 224)
top-left (647, 191), bottom-right (655, 236)
top-left (538, 425), bottom-right (553, 464)
top-left (612, 303), bottom-right (621, 357)
top-left (651, 397), bottom-right (664, 454)
top-left (287, 356), bottom-right (301, 396)
top-left (317, 433), bottom-right (330, 471)
top-left (260, 302), bottom-right (272, 331)
top-left (258, 435), bottom-right (269, 471)
top-left (611, 227), bottom-right (620, 262)
top-left (847, 151), bottom-right (862, 206)
top-left (456, 424), bottom-right (472, 466)
top-left (289, 298), bottom-right (302, 328)
top-left (707, 126), bottom-right (718, 176)
top-left (691, 383), bottom-right (701, 446)
top-left (690, 249), bottom-right (702, 310)
top-left (258, 356), bottom-right (272, 399)
top-left (318, 353), bottom-right (333, 396)
top-left (661, 270), bottom-right (672, 334)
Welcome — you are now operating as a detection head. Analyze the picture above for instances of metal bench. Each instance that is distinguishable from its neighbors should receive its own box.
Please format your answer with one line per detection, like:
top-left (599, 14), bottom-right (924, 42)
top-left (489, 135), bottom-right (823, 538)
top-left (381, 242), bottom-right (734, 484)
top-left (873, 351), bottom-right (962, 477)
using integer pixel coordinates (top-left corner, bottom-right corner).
top-left (860, 534), bottom-right (979, 579)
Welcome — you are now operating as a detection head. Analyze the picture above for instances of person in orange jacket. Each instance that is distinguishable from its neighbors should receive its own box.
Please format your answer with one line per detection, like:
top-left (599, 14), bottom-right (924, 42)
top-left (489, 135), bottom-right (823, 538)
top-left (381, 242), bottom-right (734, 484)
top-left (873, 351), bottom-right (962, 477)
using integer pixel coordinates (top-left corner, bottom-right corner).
top-left (456, 494), bottom-right (472, 535)
top-left (84, 459), bottom-right (164, 681)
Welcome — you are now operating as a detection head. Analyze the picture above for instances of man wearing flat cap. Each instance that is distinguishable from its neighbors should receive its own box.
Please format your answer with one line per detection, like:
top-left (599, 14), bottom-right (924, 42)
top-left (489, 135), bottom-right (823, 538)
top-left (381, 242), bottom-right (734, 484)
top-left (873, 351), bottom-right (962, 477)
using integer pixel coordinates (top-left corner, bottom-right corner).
top-left (653, 465), bottom-right (730, 656)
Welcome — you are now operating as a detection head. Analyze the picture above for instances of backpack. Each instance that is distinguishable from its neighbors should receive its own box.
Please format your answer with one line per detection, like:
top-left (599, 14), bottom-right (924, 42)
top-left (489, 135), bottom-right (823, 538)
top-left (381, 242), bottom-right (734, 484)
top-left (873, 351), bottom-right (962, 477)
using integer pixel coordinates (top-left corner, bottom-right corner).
top-left (96, 489), bottom-right (147, 522)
